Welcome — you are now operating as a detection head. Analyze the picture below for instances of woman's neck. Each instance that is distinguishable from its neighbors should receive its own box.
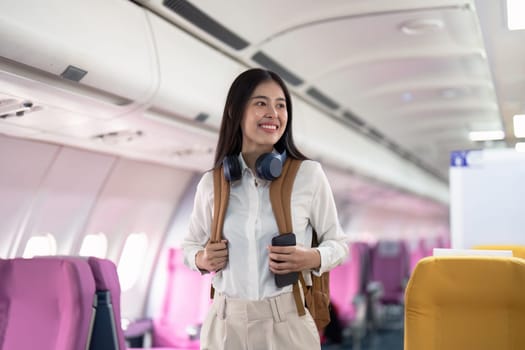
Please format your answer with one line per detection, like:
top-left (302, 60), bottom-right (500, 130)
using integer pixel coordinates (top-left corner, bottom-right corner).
top-left (242, 147), bottom-right (272, 173)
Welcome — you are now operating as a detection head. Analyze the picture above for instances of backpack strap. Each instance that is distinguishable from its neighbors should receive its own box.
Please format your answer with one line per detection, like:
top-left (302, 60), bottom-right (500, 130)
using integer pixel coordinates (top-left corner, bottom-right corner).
top-left (211, 167), bottom-right (230, 243)
top-left (210, 166), bottom-right (230, 299)
top-left (269, 158), bottom-right (306, 316)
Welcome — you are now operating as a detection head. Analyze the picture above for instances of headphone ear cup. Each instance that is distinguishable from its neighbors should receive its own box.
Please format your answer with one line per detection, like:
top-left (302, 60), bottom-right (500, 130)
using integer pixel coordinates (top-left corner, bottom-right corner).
top-left (223, 155), bottom-right (242, 182)
top-left (255, 153), bottom-right (284, 181)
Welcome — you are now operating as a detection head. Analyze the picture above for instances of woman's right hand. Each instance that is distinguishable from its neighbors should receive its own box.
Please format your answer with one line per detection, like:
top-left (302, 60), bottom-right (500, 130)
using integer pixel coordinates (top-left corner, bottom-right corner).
top-left (195, 239), bottom-right (229, 272)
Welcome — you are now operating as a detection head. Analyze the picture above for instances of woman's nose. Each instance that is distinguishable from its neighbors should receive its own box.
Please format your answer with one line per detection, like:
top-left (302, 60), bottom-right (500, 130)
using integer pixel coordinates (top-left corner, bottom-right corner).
top-left (266, 105), bottom-right (277, 117)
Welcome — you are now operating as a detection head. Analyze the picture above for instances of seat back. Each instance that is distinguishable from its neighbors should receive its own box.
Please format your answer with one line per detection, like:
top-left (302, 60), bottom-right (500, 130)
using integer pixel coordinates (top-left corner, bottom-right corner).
top-left (370, 240), bottom-right (409, 304)
top-left (353, 242), bottom-right (371, 294)
top-left (405, 256), bottom-right (525, 350)
top-left (0, 258), bottom-right (95, 350)
top-left (87, 257), bottom-right (126, 350)
top-left (408, 238), bottom-right (427, 274)
top-left (329, 243), bottom-right (360, 324)
top-left (153, 248), bottom-right (211, 348)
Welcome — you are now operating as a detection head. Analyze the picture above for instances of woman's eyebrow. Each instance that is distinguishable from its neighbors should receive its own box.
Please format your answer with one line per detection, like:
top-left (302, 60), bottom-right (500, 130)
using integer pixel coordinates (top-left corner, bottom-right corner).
top-left (251, 95), bottom-right (286, 102)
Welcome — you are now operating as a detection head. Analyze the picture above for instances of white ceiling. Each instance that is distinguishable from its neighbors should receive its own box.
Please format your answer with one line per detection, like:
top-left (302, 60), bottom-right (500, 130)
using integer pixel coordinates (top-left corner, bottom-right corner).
top-left (0, 0), bottom-right (522, 209)
top-left (138, 0), bottom-right (523, 181)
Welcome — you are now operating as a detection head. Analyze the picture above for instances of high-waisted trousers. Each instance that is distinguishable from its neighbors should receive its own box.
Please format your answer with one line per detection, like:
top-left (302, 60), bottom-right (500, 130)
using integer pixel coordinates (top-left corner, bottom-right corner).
top-left (199, 292), bottom-right (321, 350)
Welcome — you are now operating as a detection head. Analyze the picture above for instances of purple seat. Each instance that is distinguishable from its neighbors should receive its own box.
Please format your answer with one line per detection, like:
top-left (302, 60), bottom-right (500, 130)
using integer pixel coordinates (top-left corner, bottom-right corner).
top-left (409, 238), bottom-right (428, 274)
top-left (32, 255), bottom-right (126, 350)
top-left (330, 243), bottom-right (364, 325)
top-left (153, 248), bottom-right (212, 349)
top-left (354, 242), bottom-right (371, 295)
top-left (87, 257), bottom-right (127, 350)
top-left (0, 257), bottom-right (95, 350)
top-left (370, 240), bottom-right (409, 304)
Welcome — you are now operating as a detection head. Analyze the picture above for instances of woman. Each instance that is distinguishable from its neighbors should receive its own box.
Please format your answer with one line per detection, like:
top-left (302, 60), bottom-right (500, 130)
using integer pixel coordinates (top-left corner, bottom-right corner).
top-left (182, 68), bottom-right (348, 349)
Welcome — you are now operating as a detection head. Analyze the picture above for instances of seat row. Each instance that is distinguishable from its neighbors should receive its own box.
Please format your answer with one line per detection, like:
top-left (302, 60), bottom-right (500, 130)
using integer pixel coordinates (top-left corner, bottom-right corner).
top-left (0, 256), bottom-right (131, 350)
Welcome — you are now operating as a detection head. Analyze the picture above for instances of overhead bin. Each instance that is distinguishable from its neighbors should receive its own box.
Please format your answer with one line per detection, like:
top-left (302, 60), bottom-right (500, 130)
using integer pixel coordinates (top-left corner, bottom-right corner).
top-left (147, 12), bottom-right (245, 128)
top-left (293, 98), bottom-right (449, 204)
top-left (0, 0), bottom-right (158, 107)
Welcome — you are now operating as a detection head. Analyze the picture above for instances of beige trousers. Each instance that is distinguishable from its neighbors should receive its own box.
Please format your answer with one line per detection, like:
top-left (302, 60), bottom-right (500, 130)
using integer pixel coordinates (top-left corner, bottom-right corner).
top-left (200, 292), bottom-right (321, 350)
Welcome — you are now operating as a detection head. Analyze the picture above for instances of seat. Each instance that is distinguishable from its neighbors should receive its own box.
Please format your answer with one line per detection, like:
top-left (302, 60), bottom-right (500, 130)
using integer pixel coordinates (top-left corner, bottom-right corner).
top-left (0, 257), bottom-right (96, 350)
top-left (330, 243), bottom-right (361, 326)
top-left (474, 245), bottom-right (525, 259)
top-left (153, 248), bottom-right (212, 349)
top-left (405, 256), bottom-right (525, 350)
top-left (86, 257), bottom-right (127, 350)
top-left (370, 240), bottom-right (409, 305)
top-left (32, 255), bottom-right (127, 350)
top-left (408, 238), bottom-right (428, 274)
top-left (328, 242), bottom-right (369, 346)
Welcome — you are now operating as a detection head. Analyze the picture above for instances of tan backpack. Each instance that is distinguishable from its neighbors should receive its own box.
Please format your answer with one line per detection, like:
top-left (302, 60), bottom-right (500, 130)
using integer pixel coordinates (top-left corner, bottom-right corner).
top-left (210, 158), bottom-right (331, 331)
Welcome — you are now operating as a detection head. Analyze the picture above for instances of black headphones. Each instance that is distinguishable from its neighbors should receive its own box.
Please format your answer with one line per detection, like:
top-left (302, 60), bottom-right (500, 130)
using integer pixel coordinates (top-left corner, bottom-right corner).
top-left (223, 149), bottom-right (287, 182)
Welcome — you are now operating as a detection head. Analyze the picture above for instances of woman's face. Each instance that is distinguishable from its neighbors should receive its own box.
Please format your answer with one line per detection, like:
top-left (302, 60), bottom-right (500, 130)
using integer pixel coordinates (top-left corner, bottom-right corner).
top-left (240, 80), bottom-right (288, 153)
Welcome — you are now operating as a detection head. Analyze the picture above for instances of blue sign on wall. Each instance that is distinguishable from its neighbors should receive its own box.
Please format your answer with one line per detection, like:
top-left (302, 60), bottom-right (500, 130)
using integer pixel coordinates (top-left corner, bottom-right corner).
top-left (450, 150), bottom-right (470, 167)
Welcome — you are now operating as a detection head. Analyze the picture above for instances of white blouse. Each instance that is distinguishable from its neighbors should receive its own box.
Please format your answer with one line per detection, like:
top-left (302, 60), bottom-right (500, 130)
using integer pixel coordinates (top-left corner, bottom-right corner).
top-left (182, 154), bottom-right (349, 300)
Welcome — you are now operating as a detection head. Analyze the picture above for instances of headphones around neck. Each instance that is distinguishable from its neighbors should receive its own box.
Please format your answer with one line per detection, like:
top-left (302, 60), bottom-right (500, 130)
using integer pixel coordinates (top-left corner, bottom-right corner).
top-left (223, 149), bottom-right (287, 182)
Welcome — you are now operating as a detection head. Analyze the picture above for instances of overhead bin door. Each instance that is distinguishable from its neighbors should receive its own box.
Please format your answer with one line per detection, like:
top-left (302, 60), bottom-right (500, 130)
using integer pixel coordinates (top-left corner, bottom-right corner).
top-left (147, 13), bottom-right (245, 128)
top-left (0, 0), bottom-right (158, 104)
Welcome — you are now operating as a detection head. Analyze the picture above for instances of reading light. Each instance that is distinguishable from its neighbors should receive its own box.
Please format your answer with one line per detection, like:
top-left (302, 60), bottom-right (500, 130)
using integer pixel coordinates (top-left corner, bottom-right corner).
top-left (513, 114), bottom-right (525, 137)
top-left (507, 0), bottom-right (525, 30)
top-left (468, 130), bottom-right (505, 141)
top-left (401, 92), bottom-right (413, 102)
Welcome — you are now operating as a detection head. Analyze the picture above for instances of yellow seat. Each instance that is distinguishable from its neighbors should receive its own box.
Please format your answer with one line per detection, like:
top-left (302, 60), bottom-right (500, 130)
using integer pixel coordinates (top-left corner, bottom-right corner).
top-left (404, 256), bottom-right (525, 350)
top-left (474, 245), bottom-right (525, 259)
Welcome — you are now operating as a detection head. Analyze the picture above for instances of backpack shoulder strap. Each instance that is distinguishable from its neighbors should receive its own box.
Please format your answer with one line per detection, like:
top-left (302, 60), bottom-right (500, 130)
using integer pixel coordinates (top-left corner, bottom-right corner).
top-left (210, 166), bottom-right (229, 299)
top-left (269, 158), bottom-right (306, 316)
top-left (269, 158), bottom-right (301, 234)
top-left (211, 166), bottom-right (230, 243)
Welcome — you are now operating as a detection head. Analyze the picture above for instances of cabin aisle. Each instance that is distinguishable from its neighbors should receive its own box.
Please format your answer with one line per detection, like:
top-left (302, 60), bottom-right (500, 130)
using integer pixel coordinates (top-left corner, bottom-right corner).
top-left (322, 329), bottom-right (404, 350)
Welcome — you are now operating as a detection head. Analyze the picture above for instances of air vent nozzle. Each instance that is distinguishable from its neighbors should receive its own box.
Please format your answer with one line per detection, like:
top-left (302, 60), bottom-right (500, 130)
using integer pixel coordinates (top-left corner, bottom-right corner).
top-left (93, 130), bottom-right (143, 144)
top-left (0, 99), bottom-right (35, 119)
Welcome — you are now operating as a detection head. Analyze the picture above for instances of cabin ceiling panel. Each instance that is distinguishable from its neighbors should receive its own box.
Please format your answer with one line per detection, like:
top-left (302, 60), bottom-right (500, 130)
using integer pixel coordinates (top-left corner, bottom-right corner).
top-left (257, 6), bottom-right (481, 79)
top-left (173, 0), bottom-right (475, 46)
top-left (359, 85), bottom-right (495, 114)
top-left (474, 0), bottom-right (525, 146)
top-left (335, 56), bottom-right (488, 99)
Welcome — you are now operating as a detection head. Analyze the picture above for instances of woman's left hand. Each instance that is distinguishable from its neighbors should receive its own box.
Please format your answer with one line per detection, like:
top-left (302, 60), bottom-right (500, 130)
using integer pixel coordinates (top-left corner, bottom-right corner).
top-left (268, 245), bottom-right (321, 274)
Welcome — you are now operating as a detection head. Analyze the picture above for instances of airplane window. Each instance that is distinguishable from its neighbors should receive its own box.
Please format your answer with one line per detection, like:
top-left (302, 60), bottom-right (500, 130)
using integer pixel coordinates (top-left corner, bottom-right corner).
top-left (117, 232), bottom-right (148, 291)
top-left (22, 233), bottom-right (57, 258)
top-left (79, 232), bottom-right (108, 258)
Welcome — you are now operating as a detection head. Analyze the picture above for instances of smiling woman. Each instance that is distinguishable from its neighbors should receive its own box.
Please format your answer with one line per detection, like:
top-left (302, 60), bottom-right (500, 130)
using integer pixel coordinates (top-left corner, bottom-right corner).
top-left (3, 1), bottom-right (525, 350)
top-left (240, 80), bottom-right (288, 158)
top-left (182, 68), bottom-right (349, 349)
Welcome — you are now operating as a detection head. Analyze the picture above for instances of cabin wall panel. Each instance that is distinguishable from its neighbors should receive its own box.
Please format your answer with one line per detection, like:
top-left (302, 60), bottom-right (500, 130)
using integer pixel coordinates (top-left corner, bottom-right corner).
top-left (0, 135), bottom-right (59, 258)
top-left (82, 158), bottom-right (194, 320)
top-left (11, 147), bottom-right (116, 256)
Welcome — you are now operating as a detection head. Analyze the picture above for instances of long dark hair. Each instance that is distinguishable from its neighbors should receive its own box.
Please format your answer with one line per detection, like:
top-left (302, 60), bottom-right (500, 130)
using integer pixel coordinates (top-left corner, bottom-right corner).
top-left (214, 68), bottom-right (308, 168)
